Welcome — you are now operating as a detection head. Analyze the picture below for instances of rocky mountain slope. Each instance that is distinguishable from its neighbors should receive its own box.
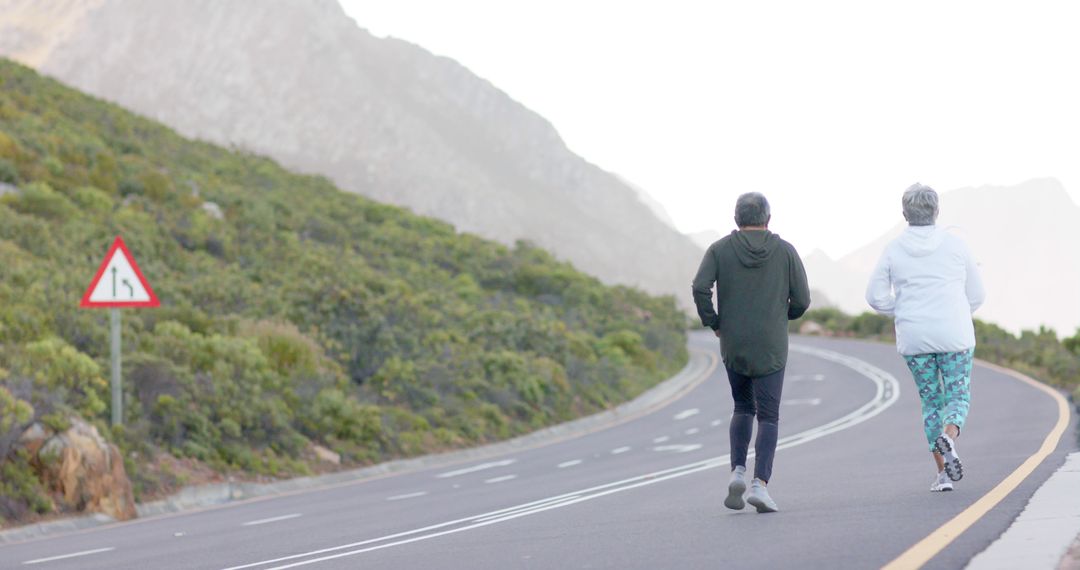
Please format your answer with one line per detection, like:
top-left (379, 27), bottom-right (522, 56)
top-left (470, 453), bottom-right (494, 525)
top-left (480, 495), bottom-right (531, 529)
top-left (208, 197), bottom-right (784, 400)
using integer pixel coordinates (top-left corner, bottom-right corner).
top-left (0, 0), bottom-right (703, 307)
top-left (805, 178), bottom-right (1080, 335)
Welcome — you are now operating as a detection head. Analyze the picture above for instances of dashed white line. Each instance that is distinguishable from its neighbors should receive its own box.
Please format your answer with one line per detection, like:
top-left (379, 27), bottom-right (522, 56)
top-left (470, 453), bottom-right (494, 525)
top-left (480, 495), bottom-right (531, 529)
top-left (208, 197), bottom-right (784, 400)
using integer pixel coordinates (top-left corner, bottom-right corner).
top-left (673, 408), bottom-right (700, 420)
top-left (485, 475), bottom-right (518, 484)
top-left (243, 513), bottom-right (302, 527)
top-left (790, 374), bottom-right (826, 381)
top-left (557, 460), bottom-right (583, 468)
top-left (23, 547), bottom-right (115, 565)
top-left (654, 444), bottom-right (703, 453)
top-left (436, 459), bottom-right (516, 478)
top-left (784, 398), bottom-right (823, 406)
top-left (386, 492), bottom-right (428, 501)
top-left (710, 419), bottom-right (724, 427)
top-left (611, 446), bottom-right (631, 455)
top-left (685, 428), bottom-right (700, 435)
top-left (653, 436), bottom-right (670, 443)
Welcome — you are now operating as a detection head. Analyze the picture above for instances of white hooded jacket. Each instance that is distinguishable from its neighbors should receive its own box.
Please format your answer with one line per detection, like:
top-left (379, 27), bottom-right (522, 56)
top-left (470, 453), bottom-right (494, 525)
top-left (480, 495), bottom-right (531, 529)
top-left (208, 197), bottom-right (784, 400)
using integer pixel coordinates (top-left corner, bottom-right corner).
top-left (865, 226), bottom-right (986, 356)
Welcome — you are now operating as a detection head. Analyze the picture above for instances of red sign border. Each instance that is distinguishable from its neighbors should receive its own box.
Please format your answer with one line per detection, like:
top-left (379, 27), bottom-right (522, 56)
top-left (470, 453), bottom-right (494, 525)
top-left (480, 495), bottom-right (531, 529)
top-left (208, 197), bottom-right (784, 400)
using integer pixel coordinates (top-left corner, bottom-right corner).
top-left (80, 236), bottom-right (160, 308)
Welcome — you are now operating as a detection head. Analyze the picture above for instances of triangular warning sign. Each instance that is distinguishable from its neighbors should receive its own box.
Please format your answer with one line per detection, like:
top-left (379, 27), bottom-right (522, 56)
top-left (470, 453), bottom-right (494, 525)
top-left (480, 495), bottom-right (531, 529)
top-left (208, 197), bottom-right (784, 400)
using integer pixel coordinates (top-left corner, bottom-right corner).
top-left (80, 236), bottom-right (160, 308)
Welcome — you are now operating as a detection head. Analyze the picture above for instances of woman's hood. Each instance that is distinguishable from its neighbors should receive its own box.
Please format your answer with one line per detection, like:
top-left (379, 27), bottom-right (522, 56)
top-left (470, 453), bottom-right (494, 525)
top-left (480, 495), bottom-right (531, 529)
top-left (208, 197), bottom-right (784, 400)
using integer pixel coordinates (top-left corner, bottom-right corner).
top-left (898, 225), bottom-right (945, 257)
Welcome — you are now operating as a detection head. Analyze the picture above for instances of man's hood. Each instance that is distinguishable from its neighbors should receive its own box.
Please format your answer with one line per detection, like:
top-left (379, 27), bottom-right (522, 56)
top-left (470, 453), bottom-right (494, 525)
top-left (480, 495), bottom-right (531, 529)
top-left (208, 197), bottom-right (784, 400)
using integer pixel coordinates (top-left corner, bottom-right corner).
top-left (898, 225), bottom-right (945, 257)
top-left (731, 230), bottom-right (781, 268)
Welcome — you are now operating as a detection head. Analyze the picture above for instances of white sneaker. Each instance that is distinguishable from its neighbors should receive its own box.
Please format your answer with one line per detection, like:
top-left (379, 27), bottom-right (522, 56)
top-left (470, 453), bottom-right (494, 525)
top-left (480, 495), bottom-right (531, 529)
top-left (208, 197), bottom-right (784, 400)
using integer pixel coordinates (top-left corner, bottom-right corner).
top-left (725, 466), bottom-right (747, 510)
top-left (746, 478), bottom-right (779, 513)
top-left (935, 434), bottom-right (964, 481)
top-left (930, 470), bottom-right (954, 492)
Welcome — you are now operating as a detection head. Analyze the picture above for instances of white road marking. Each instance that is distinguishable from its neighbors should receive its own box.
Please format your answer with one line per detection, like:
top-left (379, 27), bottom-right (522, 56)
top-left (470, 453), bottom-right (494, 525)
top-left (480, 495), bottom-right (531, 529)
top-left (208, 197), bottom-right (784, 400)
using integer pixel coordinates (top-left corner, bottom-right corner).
top-left (611, 446), bottom-right (631, 455)
top-left (790, 374), bottom-right (826, 381)
top-left (485, 475), bottom-right (518, 484)
top-left (242, 513), bottom-right (302, 527)
top-left (474, 496), bottom-right (582, 523)
top-left (784, 398), bottom-right (822, 406)
top-left (223, 344), bottom-right (901, 570)
top-left (710, 419), bottom-right (724, 427)
top-left (435, 459), bottom-right (516, 478)
top-left (557, 460), bottom-right (583, 468)
top-left (673, 408), bottom-right (700, 420)
top-left (653, 436), bottom-right (670, 443)
top-left (23, 547), bottom-right (115, 565)
top-left (654, 444), bottom-right (703, 453)
top-left (386, 492), bottom-right (428, 501)
top-left (685, 428), bottom-right (700, 435)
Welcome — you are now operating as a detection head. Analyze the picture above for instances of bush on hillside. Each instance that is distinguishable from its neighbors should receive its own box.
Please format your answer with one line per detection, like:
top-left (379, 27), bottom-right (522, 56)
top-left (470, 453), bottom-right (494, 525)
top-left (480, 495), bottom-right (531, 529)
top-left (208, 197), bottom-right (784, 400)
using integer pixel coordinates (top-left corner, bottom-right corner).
top-left (0, 59), bottom-right (689, 523)
top-left (794, 307), bottom-right (1080, 398)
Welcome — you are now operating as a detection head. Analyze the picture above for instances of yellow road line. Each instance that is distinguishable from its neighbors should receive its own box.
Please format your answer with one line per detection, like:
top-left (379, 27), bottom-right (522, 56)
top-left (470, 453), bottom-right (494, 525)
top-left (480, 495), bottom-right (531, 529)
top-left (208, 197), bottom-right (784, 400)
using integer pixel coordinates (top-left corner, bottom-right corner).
top-left (882, 359), bottom-right (1072, 570)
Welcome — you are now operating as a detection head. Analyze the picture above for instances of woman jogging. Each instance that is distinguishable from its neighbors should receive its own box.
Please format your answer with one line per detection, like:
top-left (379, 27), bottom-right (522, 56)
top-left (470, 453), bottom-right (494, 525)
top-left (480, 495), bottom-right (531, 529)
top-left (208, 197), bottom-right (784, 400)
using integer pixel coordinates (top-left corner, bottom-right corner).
top-left (866, 183), bottom-right (985, 492)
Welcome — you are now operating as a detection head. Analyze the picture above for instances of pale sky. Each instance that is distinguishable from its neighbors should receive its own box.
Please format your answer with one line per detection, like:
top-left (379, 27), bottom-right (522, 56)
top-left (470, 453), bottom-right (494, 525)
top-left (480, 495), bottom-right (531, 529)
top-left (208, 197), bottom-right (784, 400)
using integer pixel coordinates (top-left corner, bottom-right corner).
top-left (339, 1), bottom-right (1080, 259)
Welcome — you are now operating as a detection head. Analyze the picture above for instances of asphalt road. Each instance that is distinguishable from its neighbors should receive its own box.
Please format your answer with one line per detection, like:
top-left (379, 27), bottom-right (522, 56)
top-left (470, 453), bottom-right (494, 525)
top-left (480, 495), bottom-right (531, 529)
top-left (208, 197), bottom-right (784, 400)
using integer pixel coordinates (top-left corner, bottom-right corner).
top-left (1, 333), bottom-right (1074, 569)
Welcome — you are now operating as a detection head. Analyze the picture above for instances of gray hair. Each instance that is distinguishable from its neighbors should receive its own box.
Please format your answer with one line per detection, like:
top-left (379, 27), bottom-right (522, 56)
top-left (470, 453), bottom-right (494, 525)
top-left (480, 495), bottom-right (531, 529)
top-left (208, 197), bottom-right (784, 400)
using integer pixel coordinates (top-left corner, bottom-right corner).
top-left (735, 192), bottom-right (771, 227)
top-left (902, 183), bottom-right (939, 226)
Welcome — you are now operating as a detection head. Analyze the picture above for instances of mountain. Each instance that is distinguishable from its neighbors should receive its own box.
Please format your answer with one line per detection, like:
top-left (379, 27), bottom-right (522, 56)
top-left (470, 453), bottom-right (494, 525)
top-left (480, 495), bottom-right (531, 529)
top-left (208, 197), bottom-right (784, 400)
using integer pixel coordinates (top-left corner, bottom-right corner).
top-left (804, 179), bottom-right (1080, 335)
top-left (615, 173), bottom-right (679, 231)
top-left (688, 229), bottom-right (723, 251)
top-left (0, 57), bottom-right (687, 521)
top-left (0, 0), bottom-right (703, 308)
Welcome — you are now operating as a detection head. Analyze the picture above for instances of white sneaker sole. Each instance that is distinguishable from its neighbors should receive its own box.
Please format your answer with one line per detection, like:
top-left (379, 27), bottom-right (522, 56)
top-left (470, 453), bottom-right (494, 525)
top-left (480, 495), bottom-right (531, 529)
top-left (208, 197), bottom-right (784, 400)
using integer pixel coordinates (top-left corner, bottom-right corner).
top-left (935, 435), bottom-right (964, 481)
top-left (724, 478), bottom-right (746, 510)
top-left (747, 494), bottom-right (779, 513)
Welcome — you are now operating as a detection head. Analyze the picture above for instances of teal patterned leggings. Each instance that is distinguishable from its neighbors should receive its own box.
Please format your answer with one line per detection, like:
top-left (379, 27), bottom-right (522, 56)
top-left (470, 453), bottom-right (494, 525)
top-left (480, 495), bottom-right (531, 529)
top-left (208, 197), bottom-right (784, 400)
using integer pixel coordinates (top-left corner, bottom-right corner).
top-left (904, 349), bottom-right (974, 452)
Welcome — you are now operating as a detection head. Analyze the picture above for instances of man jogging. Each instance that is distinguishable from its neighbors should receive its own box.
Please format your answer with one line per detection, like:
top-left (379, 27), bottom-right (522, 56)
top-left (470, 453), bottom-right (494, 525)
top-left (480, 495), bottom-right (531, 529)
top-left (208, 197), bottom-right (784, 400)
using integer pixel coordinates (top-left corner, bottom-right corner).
top-left (692, 192), bottom-right (810, 513)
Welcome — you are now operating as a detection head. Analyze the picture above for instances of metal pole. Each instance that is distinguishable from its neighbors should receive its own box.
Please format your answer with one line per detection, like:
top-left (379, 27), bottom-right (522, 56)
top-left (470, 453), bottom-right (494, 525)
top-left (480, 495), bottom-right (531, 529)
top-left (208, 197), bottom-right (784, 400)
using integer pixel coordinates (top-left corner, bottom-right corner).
top-left (110, 308), bottom-right (122, 426)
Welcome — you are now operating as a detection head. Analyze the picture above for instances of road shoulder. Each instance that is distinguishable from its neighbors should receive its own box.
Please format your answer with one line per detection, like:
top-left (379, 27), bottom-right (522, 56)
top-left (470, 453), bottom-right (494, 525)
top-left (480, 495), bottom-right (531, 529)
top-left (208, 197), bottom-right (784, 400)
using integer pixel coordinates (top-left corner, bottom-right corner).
top-left (966, 451), bottom-right (1080, 570)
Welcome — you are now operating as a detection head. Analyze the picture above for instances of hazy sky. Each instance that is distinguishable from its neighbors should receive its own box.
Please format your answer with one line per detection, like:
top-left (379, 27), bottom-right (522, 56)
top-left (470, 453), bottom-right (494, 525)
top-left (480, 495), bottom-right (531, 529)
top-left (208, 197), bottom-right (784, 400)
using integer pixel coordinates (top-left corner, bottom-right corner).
top-left (340, 1), bottom-right (1080, 259)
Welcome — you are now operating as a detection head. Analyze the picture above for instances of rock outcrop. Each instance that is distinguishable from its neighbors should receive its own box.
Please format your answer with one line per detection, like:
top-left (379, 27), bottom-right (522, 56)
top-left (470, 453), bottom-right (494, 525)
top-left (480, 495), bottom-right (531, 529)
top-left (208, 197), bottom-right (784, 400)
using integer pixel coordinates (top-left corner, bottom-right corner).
top-left (21, 418), bottom-right (137, 521)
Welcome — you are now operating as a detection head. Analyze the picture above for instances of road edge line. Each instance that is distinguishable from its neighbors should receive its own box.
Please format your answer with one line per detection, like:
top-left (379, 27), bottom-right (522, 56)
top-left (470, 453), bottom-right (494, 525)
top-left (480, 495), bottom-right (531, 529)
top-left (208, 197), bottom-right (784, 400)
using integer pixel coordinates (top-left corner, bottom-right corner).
top-left (881, 359), bottom-right (1072, 570)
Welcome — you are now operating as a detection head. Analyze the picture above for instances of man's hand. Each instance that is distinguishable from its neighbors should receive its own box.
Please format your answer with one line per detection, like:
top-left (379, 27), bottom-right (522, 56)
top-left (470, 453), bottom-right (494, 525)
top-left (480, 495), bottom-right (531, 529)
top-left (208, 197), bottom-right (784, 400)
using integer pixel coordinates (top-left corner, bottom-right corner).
top-left (713, 328), bottom-right (721, 338)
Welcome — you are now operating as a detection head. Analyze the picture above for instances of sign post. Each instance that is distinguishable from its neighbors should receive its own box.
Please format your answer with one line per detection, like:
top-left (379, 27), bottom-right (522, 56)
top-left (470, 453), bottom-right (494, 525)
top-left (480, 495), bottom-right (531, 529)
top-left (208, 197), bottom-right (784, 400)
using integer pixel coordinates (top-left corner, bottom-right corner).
top-left (80, 236), bottom-right (160, 426)
top-left (110, 308), bottom-right (121, 426)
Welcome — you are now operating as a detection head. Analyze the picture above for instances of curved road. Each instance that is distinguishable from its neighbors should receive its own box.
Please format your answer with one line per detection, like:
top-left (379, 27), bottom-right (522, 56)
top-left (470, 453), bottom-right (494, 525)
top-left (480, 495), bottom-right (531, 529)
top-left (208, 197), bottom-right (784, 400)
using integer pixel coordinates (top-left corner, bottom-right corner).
top-left (1, 333), bottom-right (1074, 569)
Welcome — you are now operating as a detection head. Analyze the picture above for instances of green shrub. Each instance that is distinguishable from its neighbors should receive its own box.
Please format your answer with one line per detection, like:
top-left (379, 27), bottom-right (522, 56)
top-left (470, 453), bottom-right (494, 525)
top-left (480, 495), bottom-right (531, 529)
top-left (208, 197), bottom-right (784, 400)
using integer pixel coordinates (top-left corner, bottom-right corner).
top-left (0, 451), bottom-right (52, 522)
top-left (71, 186), bottom-right (113, 214)
top-left (1064, 330), bottom-right (1080, 356)
top-left (6, 182), bottom-right (76, 220)
top-left (17, 337), bottom-right (108, 419)
top-left (0, 157), bottom-right (18, 184)
top-left (0, 130), bottom-right (18, 159)
top-left (0, 385), bottom-right (34, 460)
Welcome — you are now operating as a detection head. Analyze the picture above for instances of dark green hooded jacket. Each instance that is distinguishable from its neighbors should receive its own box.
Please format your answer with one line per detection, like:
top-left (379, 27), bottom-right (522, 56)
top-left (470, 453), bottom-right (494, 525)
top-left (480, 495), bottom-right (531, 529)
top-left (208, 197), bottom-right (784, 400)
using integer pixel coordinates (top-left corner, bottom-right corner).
top-left (692, 230), bottom-right (811, 376)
